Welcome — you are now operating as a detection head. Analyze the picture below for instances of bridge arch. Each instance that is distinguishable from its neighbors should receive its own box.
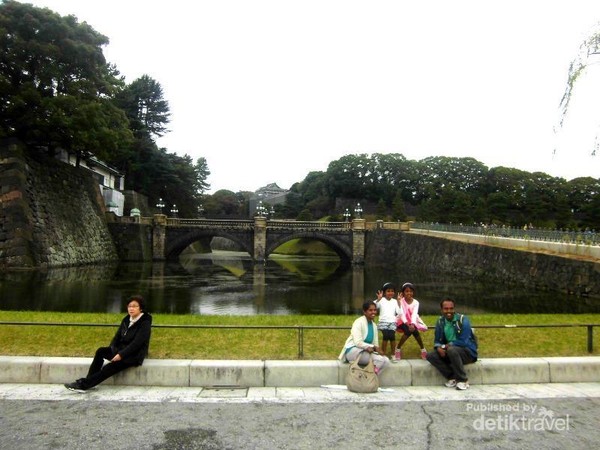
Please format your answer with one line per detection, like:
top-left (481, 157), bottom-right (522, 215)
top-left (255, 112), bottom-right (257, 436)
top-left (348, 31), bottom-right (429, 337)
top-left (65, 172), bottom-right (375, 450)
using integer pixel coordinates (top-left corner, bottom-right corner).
top-left (265, 232), bottom-right (353, 263)
top-left (165, 229), bottom-right (253, 260)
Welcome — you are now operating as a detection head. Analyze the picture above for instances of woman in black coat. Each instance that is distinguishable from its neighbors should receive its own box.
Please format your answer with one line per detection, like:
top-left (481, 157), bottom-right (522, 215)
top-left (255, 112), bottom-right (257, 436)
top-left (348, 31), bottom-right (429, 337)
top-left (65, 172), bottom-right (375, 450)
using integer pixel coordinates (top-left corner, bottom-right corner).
top-left (64, 295), bottom-right (152, 392)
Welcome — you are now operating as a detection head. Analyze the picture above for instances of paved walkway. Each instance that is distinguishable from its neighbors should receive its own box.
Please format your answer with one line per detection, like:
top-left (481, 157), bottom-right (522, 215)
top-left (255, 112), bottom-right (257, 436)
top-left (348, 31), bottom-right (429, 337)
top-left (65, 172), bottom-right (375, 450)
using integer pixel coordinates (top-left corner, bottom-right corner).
top-left (2, 382), bottom-right (600, 449)
top-left (1, 381), bottom-right (599, 403)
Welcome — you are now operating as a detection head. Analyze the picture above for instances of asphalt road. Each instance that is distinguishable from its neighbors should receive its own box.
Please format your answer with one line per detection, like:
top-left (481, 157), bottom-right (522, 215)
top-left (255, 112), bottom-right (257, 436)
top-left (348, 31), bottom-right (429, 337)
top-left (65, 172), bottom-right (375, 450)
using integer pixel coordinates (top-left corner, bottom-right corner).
top-left (1, 396), bottom-right (598, 450)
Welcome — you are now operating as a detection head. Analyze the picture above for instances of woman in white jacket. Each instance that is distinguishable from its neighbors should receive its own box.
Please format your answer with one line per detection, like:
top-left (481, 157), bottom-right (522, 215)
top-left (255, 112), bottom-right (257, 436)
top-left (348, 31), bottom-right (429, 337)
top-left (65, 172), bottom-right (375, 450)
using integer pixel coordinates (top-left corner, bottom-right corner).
top-left (339, 301), bottom-right (390, 375)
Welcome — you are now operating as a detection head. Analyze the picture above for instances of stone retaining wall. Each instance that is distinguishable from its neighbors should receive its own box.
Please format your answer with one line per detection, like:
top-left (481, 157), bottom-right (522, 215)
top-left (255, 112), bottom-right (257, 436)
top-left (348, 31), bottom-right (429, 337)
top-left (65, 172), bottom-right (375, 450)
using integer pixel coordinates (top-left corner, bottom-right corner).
top-left (0, 140), bottom-right (117, 268)
top-left (106, 221), bottom-right (153, 261)
top-left (365, 229), bottom-right (600, 298)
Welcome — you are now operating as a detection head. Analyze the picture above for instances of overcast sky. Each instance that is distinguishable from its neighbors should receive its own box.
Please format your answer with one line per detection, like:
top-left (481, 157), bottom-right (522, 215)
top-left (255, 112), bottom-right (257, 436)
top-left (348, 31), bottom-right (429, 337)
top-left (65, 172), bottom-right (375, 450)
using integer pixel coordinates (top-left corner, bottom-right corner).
top-left (25, 0), bottom-right (600, 193)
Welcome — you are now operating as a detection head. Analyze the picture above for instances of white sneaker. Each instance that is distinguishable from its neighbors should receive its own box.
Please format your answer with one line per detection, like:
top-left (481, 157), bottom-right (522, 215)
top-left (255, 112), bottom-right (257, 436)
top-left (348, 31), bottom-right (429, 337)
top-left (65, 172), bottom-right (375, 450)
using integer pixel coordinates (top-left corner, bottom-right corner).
top-left (456, 381), bottom-right (470, 390)
top-left (444, 379), bottom-right (457, 388)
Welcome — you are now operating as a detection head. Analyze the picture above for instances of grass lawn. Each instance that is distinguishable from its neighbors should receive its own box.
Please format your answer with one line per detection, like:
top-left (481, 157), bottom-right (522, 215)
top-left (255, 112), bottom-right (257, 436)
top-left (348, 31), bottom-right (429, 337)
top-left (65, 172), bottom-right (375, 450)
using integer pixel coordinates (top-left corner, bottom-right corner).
top-left (0, 311), bottom-right (599, 360)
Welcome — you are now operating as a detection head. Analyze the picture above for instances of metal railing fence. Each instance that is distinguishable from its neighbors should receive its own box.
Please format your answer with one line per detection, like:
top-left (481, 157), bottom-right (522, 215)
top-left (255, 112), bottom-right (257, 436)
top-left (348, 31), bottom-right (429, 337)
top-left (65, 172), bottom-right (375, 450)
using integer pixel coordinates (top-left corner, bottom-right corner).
top-left (411, 222), bottom-right (600, 246)
top-left (0, 322), bottom-right (597, 358)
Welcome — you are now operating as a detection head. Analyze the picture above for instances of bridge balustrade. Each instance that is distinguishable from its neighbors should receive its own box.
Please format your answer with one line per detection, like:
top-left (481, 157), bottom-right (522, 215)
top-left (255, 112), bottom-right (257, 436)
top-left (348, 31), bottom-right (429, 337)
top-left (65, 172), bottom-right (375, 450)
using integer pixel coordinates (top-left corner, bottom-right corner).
top-left (267, 220), bottom-right (350, 230)
top-left (165, 218), bottom-right (253, 228)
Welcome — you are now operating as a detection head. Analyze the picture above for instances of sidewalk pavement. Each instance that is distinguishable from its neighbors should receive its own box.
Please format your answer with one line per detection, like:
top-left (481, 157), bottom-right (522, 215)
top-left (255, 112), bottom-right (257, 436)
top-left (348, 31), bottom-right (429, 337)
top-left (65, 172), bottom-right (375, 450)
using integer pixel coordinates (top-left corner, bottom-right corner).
top-left (2, 382), bottom-right (599, 449)
top-left (1, 381), bottom-right (599, 404)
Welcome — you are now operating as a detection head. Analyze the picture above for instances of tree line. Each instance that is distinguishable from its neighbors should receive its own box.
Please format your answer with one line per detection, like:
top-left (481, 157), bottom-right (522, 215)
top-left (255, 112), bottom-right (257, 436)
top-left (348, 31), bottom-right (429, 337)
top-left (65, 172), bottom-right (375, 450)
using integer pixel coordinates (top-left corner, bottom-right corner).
top-left (2, 1), bottom-right (598, 230)
top-left (271, 153), bottom-right (598, 230)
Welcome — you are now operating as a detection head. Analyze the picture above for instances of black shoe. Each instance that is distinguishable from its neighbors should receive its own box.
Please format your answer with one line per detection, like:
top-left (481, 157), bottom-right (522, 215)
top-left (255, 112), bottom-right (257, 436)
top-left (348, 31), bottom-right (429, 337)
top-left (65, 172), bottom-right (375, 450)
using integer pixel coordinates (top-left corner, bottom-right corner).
top-left (64, 381), bottom-right (87, 393)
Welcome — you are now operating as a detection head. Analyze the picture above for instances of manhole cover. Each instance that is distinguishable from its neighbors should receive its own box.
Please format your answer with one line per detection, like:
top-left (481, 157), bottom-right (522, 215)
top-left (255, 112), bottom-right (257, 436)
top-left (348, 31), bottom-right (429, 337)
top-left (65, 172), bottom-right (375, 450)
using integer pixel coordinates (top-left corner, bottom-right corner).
top-left (198, 388), bottom-right (248, 398)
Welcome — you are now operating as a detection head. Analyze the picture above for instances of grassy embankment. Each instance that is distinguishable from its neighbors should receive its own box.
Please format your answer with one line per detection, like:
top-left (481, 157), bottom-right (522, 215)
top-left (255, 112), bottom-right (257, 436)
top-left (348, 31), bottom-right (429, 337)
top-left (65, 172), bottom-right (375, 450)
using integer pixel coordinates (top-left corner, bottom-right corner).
top-left (1, 311), bottom-right (599, 360)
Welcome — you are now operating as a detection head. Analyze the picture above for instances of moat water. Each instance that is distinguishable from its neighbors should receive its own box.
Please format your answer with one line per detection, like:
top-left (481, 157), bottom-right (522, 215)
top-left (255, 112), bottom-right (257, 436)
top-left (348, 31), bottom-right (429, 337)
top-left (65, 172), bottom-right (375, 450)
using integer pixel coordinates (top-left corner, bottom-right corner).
top-left (1, 251), bottom-right (598, 315)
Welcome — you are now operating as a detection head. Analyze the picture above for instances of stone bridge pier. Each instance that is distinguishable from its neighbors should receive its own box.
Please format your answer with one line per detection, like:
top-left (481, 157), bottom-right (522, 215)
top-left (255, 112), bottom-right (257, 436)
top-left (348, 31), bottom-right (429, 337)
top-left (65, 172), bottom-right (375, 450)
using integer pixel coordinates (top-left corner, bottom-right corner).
top-left (253, 216), bottom-right (267, 262)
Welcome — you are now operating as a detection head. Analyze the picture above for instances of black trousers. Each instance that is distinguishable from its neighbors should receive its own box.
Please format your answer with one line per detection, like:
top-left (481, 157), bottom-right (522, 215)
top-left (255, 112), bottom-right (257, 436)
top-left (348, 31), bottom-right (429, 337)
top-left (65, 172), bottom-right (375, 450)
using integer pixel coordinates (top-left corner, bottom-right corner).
top-left (426, 346), bottom-right (474, 382)
top-left (78, 346), bottom-right (137, 389)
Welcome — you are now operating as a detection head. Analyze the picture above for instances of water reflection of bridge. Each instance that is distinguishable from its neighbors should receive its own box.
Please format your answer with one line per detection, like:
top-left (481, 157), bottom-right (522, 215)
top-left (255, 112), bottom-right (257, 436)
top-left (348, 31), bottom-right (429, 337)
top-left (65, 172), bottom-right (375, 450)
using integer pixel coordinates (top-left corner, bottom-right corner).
top-left (151, 257), bottom-right (369, 315)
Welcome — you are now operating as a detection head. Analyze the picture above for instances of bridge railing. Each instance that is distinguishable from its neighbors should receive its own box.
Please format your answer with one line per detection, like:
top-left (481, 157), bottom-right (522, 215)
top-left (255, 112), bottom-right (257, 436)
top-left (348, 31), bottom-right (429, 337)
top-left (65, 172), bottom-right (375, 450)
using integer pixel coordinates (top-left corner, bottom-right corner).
top-left (113, 216), bottom-right (413, 232)
top-left (166, 218), bottom-right (253, 228)
top-left (412, 222), bottom-right (600, 246)
top-left (365, 221), bottom-right (411, 231)
top-left (267, 220), bottom-right (351, 230)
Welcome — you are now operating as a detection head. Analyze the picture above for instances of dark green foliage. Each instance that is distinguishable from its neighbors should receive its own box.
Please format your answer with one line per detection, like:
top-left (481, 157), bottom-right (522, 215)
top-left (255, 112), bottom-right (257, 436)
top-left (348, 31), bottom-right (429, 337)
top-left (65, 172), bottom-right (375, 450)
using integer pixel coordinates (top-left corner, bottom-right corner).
top-left (0, 0), bottom-right (133, 160)
top-left (201, 190), bottom-right (249, 218)
top-left (256, 152), bottom-right (600, 230)
top-left (391, 191), bottom-right (407, 221)
top-left (114, 74), bottom-right (170, 138)
top-left (375, 198), bottom-right (387, 220)
top-left (0, 2), bottom-right (208, 216)
top-left (297, 208), bottom-right (313, 221)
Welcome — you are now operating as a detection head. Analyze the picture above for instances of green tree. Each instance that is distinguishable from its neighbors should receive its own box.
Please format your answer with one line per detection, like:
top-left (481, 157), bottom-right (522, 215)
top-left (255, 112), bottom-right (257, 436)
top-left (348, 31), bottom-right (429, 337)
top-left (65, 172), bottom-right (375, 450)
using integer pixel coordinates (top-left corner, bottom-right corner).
top-left (281, 190), bottom-right (305, 219)
top-left (391, 190), bottom-right (407, 221)
top-left (204, 190), bottom-right (244, 218)
top-left (485, 167), bottom-right (529, 225)
top-left (325, 154), bottom-right (375, 199)
top-left (565, 177), bottom-right (600, 229)
top-left (375, 198), bottom-right (387, 220)
top-left (0, 1), bottom-right (132, 162)
top-left (522, 172), bottom-right (569, 228)
top-left (297, 208), bottom-right (313, 221)
top-left (195, 157), bottom-right (211, 195)
top-left (486, 191), bottom-right (512, 224)
top-left (415, 156), bottom-right (488, 203)
top-left (114, 74), bottom-right (170, 138)
top-left (370, 153), bottom-right (414, 204)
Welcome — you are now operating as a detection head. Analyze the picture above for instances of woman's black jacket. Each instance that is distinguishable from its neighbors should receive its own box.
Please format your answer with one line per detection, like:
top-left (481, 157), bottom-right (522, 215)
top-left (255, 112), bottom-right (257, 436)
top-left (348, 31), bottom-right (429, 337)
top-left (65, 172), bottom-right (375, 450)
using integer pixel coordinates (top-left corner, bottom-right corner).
top-left (109, 313), bottom-right (152, 365)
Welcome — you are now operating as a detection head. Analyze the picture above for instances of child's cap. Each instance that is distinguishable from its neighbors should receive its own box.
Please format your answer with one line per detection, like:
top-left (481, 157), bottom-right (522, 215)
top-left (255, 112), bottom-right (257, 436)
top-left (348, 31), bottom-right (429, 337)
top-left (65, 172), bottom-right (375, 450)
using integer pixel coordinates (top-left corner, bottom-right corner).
top-left (401, 282), bottom-right (415, 292)
top-left (382, 282), bottom-right (396, 291)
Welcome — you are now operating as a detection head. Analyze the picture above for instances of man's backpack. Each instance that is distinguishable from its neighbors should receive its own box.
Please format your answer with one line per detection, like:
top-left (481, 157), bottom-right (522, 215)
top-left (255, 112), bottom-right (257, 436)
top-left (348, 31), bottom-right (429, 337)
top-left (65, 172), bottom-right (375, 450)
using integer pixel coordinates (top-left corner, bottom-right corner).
top-left (457, 314), bottom-right (478, 347)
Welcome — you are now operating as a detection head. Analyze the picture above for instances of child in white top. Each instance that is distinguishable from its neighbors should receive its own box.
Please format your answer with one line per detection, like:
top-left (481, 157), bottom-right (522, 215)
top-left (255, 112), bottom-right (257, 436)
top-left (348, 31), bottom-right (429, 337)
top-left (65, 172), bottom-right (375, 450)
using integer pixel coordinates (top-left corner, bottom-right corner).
top-left (375, 282), bottom-right (401, 358)
top-left (394, 282), bottom-right (428, 361)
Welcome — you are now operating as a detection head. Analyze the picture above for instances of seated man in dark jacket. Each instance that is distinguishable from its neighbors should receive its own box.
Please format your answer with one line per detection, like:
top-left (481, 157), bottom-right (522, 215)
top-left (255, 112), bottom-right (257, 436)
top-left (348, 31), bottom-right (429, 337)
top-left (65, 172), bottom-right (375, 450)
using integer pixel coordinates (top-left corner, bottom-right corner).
top-left (64, 295), bottom-right (152, 392)
top-left (426, 298), bottom-right (478, 391)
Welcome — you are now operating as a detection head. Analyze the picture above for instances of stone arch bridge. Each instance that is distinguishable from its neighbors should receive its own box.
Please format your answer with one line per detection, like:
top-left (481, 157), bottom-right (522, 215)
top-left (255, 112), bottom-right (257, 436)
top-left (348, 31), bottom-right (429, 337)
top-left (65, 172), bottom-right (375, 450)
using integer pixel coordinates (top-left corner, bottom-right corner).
top-left (151, 216), bottom-right (371, 264)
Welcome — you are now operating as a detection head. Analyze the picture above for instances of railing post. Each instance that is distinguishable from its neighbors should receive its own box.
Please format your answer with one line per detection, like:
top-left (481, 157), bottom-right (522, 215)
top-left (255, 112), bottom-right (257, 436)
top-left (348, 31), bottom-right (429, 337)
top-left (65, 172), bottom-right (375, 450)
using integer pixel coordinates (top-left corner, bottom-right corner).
top-left (298, 326), bottom-right (304, 358)
top-left (588, 325), bottom-right (594, 353)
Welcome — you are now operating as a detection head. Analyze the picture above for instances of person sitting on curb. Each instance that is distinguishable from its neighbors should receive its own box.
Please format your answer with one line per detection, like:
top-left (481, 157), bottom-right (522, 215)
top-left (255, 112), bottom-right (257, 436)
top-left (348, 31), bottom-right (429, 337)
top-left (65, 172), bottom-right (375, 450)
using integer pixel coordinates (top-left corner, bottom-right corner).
top-left (64, 295), bottom-right (152, 392)
top-left (426, 298), bottom-right (477, 390)
top-left (339, 301), bottom-right (390, 375)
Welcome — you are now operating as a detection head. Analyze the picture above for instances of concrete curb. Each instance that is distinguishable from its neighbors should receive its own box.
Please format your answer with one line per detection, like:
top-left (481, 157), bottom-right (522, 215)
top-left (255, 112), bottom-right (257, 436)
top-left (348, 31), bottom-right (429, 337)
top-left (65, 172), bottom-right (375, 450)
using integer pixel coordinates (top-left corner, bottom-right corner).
top-left (1, 356), bottom-right (599, 388)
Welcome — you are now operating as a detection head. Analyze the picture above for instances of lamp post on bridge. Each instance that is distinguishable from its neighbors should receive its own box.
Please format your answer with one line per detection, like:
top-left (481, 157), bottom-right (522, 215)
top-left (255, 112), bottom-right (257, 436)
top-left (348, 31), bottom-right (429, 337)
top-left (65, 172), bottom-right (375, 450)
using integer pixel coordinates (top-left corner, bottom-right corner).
top-left (197, 204), bottom-right (204, 218)
top-left (170, 204), bottom-right (178, 218)
top-left (343, 208), bottom-right (351, 222)
top-left (256, 200), bottom-right (267, 217)
top-left (156, 198), bottom-right (165, 214)
top-left (354, 203), bottom-right (363, 219)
